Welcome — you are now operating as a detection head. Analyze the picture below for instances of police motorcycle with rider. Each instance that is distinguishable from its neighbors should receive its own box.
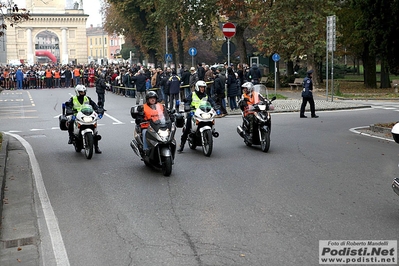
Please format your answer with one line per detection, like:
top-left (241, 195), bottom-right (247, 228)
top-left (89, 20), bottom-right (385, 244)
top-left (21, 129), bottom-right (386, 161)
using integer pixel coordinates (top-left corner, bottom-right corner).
top-left (60, 84), bottom-right (104, 159)
top-left (130, 91), bottom-right (177, 176)
top-left (237, 82), bottom-right (276, 152)
top-left (178, 80), bottom-right (220, 157)
top-left (391, 124), bottom-right (399, 196)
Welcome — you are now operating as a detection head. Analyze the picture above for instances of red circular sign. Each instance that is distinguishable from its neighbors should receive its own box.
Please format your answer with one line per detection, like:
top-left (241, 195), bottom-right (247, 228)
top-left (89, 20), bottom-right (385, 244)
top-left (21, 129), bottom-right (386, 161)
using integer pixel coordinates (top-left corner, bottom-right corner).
top-left (222, 22), bottom-right (236, 38)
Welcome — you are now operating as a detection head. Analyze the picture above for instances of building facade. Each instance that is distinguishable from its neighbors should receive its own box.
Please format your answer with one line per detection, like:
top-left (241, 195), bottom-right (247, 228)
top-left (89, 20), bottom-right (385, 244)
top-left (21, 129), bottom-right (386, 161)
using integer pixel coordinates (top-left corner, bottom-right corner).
top-left (3, 0), bottom-right (88, 65)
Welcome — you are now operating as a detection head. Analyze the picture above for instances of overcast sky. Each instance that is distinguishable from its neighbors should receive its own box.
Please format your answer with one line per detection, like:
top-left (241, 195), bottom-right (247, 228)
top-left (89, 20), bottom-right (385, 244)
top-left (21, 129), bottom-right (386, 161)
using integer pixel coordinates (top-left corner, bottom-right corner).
top-left (13, 0), bottom-right (104, 28)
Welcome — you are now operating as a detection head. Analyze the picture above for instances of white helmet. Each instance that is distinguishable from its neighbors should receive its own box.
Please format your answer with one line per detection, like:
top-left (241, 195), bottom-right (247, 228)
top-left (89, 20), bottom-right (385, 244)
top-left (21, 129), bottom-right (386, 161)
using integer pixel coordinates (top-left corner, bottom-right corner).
top-left (75, 84), bottom-right (87, 96)
top-left (242, 82), bottom-right (254, 93)
top-left (195, 80), bottom-right (207, 91)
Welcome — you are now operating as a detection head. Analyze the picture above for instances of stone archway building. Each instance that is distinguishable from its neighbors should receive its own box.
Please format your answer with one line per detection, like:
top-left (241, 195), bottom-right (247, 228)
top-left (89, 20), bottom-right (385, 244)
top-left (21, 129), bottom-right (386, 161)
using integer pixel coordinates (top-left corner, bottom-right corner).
top-left (4, 0), bottom-right (88, 65)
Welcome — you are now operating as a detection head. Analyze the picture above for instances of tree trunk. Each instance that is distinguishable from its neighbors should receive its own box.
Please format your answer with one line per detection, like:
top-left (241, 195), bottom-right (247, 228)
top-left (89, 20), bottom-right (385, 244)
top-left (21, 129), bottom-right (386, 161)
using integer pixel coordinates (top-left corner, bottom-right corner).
top-left (307, 55), bottom-right (318, 87)
top-left (286, 60), bottom-right (294, 76)
top-left (148, 48), bottom-right (157, 66)
top-left (176, 26), bottom-right (184, 67)
top-left (380, 57), bottom-right (390, 88)
top-left (362, 45), bottom-right (377, 88)
top-left (235, 25), bottom-right (247, 65)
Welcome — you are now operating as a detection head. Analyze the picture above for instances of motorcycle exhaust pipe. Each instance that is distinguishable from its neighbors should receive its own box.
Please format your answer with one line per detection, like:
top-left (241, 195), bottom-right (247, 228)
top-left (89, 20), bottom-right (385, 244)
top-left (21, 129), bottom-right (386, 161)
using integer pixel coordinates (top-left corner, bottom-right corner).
top-left (237, 126), bottom-right (245, 138)
top-left (130, 140), bottom-right (140, 157)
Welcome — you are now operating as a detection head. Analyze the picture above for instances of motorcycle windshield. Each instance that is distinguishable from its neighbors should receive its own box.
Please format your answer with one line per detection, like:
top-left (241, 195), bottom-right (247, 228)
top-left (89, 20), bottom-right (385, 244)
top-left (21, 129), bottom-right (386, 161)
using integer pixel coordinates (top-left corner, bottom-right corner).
top-left (199, 100), bottom-right (212, 112)
top-left (252, 84), bottom-right (268, 104)
top-left (149, 106), bottom-right (172, 131)
top-left (81, 104), bottom-right (94, 116)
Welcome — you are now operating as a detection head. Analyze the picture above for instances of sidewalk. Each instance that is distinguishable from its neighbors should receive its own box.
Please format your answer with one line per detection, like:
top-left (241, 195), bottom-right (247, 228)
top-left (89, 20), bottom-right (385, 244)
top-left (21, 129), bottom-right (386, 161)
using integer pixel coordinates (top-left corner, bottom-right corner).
top-left (0, 135), bottom-right (40, 266)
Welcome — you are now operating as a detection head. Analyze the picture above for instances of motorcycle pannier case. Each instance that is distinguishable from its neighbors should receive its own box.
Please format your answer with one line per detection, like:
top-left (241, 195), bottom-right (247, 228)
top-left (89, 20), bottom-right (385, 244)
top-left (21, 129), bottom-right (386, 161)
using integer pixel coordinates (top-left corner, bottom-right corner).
top-left (59, 115), bottom-right (68, 131)
top-left (393, 178), bottom-right (399, 196)
top-left (131, 106), bottom-right (139, 119)
top-left (175, 113), bottom-right (184, 128)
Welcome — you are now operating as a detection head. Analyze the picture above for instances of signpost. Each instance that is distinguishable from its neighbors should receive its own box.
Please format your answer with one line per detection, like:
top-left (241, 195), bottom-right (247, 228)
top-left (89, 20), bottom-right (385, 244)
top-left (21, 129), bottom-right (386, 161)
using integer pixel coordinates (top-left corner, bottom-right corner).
top-left (326, 15), bottom-right (336, 101)
top-left (222, 22), bottom-right (236, 66)
top-left (272, 53), bottom-right (280, 95)
top-left (188, 47), bottom-right (197, 67)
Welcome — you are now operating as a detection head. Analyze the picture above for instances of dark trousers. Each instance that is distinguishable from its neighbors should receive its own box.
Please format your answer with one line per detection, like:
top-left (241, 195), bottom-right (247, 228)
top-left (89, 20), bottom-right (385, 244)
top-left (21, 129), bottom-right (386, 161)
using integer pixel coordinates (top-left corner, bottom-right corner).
top-left (181, 113), bottom-right (192, 143)
top-left (300, 96), bottom-right (316, 116)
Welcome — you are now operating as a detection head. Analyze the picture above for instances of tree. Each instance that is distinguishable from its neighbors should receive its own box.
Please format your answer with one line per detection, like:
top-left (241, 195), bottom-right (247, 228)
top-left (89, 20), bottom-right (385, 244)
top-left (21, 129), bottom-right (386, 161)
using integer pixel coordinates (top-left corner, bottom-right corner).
top-left (252, 0), bottom-right (336, 86)
top-left (0, 3), bottom-right (30, 37)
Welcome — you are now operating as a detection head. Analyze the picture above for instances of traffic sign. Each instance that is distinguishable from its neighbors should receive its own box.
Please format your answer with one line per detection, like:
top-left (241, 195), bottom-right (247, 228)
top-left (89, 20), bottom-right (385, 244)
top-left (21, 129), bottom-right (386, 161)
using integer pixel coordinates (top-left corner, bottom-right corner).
top-left (188, 47), bottom-right (197, 56)
top-left (222, 41), bottom-right (236, 55)
top-left (165, 53), bottom-right (172, 62)
top-left (222, 22), bottom-right (236, 38)
top-left (272, 53), bottom-right (280, 62)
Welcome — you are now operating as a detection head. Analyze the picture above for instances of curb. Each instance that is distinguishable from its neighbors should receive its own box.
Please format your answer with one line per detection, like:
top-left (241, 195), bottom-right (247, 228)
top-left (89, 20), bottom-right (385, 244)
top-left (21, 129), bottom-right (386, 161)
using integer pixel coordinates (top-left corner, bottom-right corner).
top-left (0, 134), bottom-right (9, 228)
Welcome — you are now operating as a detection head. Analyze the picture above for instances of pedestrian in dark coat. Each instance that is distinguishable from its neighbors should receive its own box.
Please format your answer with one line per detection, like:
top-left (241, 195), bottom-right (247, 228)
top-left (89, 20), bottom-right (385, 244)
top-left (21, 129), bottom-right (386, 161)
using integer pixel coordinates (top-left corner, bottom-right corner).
top-left (300, 69), bottom-right (319, 118)
top-left (132, 70), bottom-right (147, 105)
top-left (226, 67), bottom-right (239, 111)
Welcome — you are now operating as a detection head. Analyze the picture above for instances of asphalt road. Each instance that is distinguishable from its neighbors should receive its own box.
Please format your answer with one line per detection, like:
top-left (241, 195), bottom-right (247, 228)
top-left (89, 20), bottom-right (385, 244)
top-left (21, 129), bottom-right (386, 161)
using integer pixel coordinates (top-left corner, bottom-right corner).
top-left (1, 88), bottom-right (399, 265)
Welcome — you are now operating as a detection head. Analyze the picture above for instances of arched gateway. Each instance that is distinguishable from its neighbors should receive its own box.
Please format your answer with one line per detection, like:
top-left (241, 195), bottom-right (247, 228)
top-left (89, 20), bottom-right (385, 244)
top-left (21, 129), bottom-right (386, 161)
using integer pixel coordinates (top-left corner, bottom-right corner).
top-left (4, 0), bottom-right (88, 65)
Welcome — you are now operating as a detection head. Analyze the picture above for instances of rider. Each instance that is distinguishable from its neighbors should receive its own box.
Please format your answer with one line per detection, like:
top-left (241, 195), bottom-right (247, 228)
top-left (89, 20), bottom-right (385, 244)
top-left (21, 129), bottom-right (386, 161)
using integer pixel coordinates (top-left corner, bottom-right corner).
top-left (135, 91), bottom-right (166, 155)
top-left (239, 82), bottom-right (264, 141)
top-left (65, 84), bottom-right (103, 154)
top-left (177, 80), bottom-right (216, 153)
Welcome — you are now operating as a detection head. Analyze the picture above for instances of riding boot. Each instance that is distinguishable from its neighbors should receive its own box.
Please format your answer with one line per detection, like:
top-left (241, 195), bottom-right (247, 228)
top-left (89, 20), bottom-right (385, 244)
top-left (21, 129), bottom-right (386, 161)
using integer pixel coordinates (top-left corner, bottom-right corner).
top-left (94, 138), bottom-right (102, 154)
top-left (178, 140), bottom-right (186, 153)
top-left (68, 133), bottom-right (74, 144)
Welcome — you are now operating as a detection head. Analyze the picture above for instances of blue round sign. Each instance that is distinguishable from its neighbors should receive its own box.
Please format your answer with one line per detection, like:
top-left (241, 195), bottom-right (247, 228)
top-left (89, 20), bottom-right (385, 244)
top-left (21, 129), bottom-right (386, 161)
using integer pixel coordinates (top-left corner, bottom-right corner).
top-left (189, 47), bottom-right (197, 56)
top-left (272, 53), bottom-right (280, 62)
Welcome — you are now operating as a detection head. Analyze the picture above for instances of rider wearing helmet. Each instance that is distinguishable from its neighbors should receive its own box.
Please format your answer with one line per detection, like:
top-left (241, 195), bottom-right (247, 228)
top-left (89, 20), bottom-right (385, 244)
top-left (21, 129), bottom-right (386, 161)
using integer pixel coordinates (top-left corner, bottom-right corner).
top-left (177, 80), bottom-right (216, 153)
top-left (65, 84), bottom-right (103, 153)
top-left (239, 82), bottom-right (263, 141)
top-left (135, 91), bottom-right (166, 154)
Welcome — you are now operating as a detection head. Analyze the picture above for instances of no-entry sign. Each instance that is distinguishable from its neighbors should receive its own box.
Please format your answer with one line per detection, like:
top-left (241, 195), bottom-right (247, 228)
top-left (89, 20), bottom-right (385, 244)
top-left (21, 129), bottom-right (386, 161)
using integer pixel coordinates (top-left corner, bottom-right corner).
top-left (222, 22), bottom-right (236, 38)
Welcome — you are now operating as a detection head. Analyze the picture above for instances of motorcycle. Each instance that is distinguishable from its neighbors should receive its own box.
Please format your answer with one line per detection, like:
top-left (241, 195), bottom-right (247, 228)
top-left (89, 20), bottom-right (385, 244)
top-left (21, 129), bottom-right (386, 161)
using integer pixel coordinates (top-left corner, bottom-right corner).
top-left (60, 103), bottom-right (103, 159)
top-left (391, 124), bottom-right (399, 196)
top-left (184, 99), bottom-right (219, 157)
top-left (236, 84), bottom-right (276, 152)
top-left (130, 106), bottom-right (177, 176)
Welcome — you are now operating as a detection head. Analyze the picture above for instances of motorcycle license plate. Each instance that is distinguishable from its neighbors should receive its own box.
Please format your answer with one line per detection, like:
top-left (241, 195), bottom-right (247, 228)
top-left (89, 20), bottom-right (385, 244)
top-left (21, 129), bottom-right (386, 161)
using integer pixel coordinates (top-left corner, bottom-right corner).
top-left (393, 178), bottom-right (399, 196)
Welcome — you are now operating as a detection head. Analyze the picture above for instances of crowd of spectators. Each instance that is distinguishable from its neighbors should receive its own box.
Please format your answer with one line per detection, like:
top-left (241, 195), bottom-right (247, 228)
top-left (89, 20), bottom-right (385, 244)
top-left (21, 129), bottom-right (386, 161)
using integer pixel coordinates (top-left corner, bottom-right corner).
top-left (1, 61), bottom-right (260, 114)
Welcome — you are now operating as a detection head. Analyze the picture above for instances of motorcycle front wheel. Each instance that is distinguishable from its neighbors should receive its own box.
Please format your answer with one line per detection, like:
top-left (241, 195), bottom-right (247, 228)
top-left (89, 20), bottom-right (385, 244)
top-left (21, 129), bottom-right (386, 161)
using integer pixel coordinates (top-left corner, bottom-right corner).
top-left (84, 132), bottom-right (94, 159)
top-left (202, 130), bottom-right (213, 157)
top-left (260, 127), bottom-right (270, 153)
top-left (162, 156), bottom-right (172, 176)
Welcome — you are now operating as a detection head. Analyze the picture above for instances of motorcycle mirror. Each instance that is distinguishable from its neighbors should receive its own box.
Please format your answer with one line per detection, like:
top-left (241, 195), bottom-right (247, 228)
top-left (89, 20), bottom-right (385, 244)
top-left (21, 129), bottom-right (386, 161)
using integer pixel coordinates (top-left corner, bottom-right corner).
top-left (271, 96), bottom-right (277, 101)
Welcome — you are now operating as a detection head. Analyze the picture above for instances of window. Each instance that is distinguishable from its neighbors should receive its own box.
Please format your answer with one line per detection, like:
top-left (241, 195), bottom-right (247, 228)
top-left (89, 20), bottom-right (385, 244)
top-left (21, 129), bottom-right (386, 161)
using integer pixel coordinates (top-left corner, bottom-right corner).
top-left (99, 38), bottom-right (101, 45)
top-left (70, 49), bottom-right (76, 56)
top-left (104, 37), bottom-right (107, 46)
top-left (18, 49), bottom-right (25, 56)
top-left (69, 30), bottom-right (75, 38)
top-left (90, 39), bottom-right (92, 45)
top-left (110, 39), bottom-right (114, 46)
top-left (95, 38), bottom-right (97, 45)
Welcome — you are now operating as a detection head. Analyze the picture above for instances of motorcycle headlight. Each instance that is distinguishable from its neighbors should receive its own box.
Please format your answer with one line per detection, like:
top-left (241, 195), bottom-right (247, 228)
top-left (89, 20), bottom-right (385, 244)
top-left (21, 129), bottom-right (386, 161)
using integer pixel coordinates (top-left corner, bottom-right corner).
top-left (83, 116), bottom-right (93, 122)
top-left (201, 113), bottom-right (212, 119)
top-left (158, 129), bottom-right (170, 141)
top-left (258, 105), bottom-right (266, 111)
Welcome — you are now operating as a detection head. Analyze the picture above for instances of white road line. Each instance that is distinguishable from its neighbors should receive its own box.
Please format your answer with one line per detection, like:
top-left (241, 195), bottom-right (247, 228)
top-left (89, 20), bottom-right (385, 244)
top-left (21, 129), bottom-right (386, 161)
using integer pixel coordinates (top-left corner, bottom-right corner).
top-left (5, 133), bottom-right (70, 266)
top-left (349, 126), bottom-right (394, 142)
top-left (104, 113), bottom-right (125, 124)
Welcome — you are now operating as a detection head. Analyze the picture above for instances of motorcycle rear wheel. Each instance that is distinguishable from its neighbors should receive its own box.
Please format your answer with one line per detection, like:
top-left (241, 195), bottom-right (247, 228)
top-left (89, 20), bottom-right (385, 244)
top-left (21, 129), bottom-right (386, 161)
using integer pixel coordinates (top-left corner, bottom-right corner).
top-left (202, 130), bottom-right (213, 157)
top-left (260, 128), bottom-right (270, 153)
top-left (84, 132), bottom-right (94, 159)
top-left (162, 156), bottom-right (172, 176)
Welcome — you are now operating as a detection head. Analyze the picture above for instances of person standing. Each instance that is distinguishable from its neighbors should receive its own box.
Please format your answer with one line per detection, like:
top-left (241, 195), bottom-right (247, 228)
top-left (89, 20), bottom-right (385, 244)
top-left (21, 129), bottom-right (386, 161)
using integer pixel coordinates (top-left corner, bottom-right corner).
top-left (180, 67), bottom-right (191, 100)
top-left (197, 63), bottom-right (205, 81)
top-left (96, 73), bottom-right (107, 108)
top-left (166, 70), bottom-right (181, 110)
top-left (300, 69), bottom-right (319, 118)
top-left (132, 69), bottom-right (147, 105)
top-left (73, 65), bottom-right (81, 86)
top-left (189, 67), bottom-right (198, 92)
top-left (15, 67), bottom-right (24, 90)
top-left (226, 67), bottom-right (239, 111)
top-left (247, 63), bottom-right (261, 85)
top-left (64, 66), bottom-right (72, 88)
